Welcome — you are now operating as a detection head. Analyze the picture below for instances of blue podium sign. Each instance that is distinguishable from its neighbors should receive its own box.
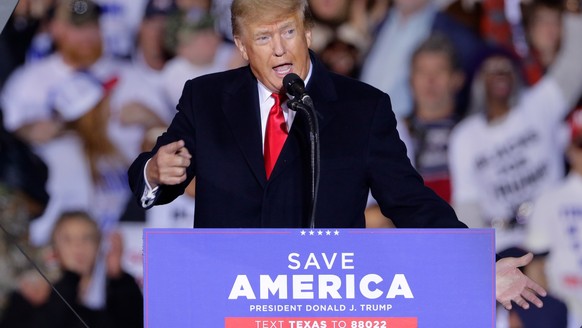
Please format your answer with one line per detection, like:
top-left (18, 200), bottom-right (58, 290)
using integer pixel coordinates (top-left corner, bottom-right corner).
top-left (144, 229), bottom-right (495, 328)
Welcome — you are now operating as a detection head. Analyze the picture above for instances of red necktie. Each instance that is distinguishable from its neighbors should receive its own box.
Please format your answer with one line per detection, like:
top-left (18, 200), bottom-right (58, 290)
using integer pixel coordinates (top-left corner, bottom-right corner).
top-left (264, 92), bottom-right (288, 179)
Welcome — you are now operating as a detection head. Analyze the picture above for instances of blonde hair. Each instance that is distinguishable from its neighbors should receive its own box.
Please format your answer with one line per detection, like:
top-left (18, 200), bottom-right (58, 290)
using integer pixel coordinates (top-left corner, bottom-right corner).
top-left (231, 0), bottom-right (313, 37)
top-left (67, 97), bottom-right (125, 183)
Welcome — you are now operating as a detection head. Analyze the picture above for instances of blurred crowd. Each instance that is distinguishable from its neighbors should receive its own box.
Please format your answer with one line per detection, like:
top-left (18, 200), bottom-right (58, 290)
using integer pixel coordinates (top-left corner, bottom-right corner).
top-left (0, 0), bottom-right (581, 327)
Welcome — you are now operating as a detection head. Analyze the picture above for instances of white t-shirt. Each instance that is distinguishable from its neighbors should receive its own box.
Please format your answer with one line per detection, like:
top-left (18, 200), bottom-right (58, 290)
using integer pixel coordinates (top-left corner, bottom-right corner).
top-left (449, 79), bottom-right (569, 245)
top-left (28, 133), bottom-right (131, 246)
top-left (108, 61), bottom-right (171, 161)
top-left (524, 172), bottom-right (582, 324)
top-left (160, 43), bottom-right (238, 107)
top-left (1, 54), bottom-right (126, 133)
top-left (1, 55), bottom-right (72, 132)
top-left (29, 134), bottom-right (92, 246)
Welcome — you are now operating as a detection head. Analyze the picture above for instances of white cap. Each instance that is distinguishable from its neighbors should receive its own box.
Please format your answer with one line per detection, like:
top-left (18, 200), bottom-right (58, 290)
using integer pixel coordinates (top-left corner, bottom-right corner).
top-left (53, 73), bottom-right (104, 121)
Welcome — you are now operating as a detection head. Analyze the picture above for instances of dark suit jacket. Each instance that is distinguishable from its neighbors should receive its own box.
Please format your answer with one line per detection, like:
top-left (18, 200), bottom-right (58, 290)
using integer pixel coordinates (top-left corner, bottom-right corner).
top-left (128, 54), bottom-right (466, 229)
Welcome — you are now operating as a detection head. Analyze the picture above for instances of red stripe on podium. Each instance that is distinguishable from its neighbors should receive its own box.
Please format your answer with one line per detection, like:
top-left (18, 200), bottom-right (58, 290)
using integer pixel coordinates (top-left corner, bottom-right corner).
top-left (225, 317), bottom-right (417, 328)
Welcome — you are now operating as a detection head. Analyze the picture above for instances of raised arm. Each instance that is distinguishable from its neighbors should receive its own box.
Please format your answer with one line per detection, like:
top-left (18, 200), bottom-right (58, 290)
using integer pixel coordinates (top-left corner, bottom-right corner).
top-left (548, 12), bottom-right (582, 108)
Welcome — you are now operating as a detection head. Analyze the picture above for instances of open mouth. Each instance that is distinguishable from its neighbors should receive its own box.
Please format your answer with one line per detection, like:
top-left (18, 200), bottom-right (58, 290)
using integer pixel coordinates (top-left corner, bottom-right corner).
top-left (273, 64), bottom-right (292, 77)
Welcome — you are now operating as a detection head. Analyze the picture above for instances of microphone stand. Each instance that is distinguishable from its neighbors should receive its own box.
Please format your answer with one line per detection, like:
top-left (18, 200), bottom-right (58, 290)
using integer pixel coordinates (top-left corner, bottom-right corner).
top-left (288, 97), bottom-right (320, 229)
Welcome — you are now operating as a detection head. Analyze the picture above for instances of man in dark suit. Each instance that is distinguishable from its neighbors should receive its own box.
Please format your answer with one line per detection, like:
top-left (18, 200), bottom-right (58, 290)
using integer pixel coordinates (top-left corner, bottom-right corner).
top-left (128, 0), bottom-right (545, 311)
top-left (129, 0), bottom-right (462, 229)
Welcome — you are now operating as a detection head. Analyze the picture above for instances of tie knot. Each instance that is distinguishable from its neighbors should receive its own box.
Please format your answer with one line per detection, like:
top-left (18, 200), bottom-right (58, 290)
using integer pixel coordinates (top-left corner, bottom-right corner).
top-left (271, 92), bottom-right (286, 106)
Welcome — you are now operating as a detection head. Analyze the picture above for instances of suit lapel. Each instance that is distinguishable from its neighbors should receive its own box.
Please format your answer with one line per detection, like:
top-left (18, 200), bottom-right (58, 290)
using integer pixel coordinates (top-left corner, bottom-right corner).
top-left (222, 69), bottom-right (267, 187)
top-left (306, 52), bottom-right (339, 132)
top-left (220, 55), bottom-right (339, 185)
top-left (268, 52), bottom-right (338, 181)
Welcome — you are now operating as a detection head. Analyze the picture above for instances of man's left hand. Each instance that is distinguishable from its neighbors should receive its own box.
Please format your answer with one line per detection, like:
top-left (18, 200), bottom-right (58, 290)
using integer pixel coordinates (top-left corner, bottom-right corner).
top-left (496, 252), bottom-right (547, 310)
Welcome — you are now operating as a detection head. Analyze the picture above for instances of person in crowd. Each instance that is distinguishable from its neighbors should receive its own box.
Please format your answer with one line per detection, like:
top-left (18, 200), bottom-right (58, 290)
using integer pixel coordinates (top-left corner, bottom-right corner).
top-left (27, 71), bottom-right (130, 246)
top-left (318, 37), bottom-right (361, 78)
top-left (523, 108), bottom-right (582, 325)
top-left (520, 0), bottom-right (565, 85)
top-left (0, 211), bottom-right (143, 328)
top-left (160, 6), bottom-right (243, 106)
top-left (406, 33), bottom-right (465, 203)
top-left (359, 0), bottom-right (484, 119)
top-left (0, 0), bottom-right (131, 245)
top-left (0, 0), bottom-right (126, 146)
top-left (479, 0), bottom-right (527, 55)
top-left (307, 0), bottom-right (351, 53)
top-left (478, 0), bottom-right (564, 86)
top-left (308, 0), bottom-right (388, 55)
top-left (308, 0), bottom-right (388, 78)
top-left (366, 33), bottom-right (464, 225)
top-left (107, 0), bottom-right (176, 162)
top-left (448, 12), bottom-right (582, 251)
top-left (128, 0), bottom-right (547, 311)
top-left (311, 0), bottom-right (389, 78)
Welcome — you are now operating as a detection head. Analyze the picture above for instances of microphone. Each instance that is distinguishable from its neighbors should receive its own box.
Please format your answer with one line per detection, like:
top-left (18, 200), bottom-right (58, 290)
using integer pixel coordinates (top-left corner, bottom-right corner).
top-left (283, 73), bottom-right (319, 229)
top-left (283, 73), bottom-right (313, 108)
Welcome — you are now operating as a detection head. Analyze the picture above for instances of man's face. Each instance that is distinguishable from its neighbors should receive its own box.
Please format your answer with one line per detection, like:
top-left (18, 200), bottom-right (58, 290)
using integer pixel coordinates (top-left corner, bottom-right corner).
top-left (411, 52), bottom-right (461, 113)
top-left (56, 21), bottom-right (103, 68)
top-left (234, 12), bottom-right (312, 93)
top-left (179, 29), bottom-right (222, 66)
top-left (53, 218), bottom-right (100, 276)
top-left (482, 56), bottom-right (515, 102)
top-left (139, 16), bottom-right (167, 71)
top-left (528, 7), bottom-right (562, 55)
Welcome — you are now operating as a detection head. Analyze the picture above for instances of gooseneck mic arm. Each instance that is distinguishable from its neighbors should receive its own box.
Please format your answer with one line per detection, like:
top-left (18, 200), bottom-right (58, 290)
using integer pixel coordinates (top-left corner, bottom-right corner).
top-left (283, 73), bottom-right (320, 229)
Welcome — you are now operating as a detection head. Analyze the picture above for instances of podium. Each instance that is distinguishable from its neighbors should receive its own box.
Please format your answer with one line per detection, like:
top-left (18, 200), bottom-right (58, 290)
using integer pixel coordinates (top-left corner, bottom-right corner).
top-left (143, 229), bottom-right (495, 327)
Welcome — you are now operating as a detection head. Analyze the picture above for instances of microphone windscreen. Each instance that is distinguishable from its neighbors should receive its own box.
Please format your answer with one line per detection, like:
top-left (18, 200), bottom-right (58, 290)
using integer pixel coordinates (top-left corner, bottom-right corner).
top-left (283, 73), bottom-right (305, 98)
